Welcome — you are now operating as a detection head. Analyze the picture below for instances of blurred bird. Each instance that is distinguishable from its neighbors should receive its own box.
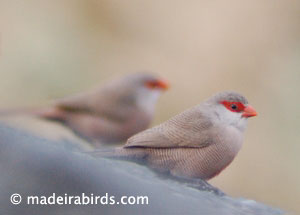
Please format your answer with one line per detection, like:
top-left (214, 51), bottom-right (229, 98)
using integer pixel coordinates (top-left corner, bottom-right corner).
top-left (1, 73), bottom-right (169, 145)
top-left (89, 91), bottom-right (257, 180)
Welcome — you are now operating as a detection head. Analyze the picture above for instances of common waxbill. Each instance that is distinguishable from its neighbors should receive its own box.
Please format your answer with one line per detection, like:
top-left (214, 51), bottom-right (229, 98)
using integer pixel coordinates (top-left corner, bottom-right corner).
top-left (2, 73), bottom-right (169, 145)
top-left (90, 91), bottom-right (257, 180)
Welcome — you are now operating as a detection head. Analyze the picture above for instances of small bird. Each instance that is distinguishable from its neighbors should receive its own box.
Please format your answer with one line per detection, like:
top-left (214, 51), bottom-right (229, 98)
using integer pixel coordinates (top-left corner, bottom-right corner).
top-left (90, 91), bottom-right (257, 180)
top-left (1, 73), bottom-right (169, 145)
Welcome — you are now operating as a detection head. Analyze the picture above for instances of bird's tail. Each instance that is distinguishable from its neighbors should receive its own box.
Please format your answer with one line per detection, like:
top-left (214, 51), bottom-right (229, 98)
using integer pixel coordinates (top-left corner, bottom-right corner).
top-left (0, 106), bottom-right (67, 121)
top-left (86, 147), bottom-right (147, 161)
top-left (0, 106), bottom-right (45, 116)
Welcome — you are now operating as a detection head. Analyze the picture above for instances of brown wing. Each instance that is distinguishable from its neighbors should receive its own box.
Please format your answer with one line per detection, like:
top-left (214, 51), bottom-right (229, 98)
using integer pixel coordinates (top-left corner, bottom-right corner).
top-left (125, 105), bottom-right (216, 149)
top-left (54, 77), bottom-right (128, 114)
top-left (54, 89), bottom-right (99, 113)
top-left (52, 85), bottom-right (138, 123)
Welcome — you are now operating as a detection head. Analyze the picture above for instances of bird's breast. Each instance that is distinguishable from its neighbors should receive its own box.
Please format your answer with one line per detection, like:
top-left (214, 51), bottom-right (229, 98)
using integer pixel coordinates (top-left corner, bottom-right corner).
top-left (193, 126), bottom-right (244, 179)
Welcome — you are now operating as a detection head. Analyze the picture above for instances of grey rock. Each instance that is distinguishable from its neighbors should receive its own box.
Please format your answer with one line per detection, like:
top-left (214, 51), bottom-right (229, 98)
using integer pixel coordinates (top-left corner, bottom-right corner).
top-left (0, 123), bottom-right (284, 215)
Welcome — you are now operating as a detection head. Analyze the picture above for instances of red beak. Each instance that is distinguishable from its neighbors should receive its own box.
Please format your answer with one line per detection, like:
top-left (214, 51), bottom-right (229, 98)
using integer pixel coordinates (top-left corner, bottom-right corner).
top-left (242, 105), bottom-right (257, 118)
top-left (156, 79), bottom-right (170, 90)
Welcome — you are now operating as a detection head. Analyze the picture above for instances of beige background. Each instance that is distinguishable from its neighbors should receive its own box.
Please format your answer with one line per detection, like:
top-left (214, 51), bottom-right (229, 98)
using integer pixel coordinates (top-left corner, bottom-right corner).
top-left (0, 0), bottom-right (299, 213)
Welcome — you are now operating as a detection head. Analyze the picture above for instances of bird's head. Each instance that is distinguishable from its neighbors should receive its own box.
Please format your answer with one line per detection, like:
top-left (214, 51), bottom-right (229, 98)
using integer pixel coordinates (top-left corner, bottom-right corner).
top-left (205, 91), bottom-right (257, 132)
top-left (132, 72), bottom-right (170, 92)
top-left (119, 72), bottom-right (169, 113)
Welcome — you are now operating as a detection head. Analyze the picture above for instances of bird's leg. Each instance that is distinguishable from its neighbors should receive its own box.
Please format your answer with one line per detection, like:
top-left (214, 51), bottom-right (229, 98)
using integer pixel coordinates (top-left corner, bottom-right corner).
top-left (185, 178), bottom-right (225, 196)
top-left (159, 173), bottom-right (226, 196)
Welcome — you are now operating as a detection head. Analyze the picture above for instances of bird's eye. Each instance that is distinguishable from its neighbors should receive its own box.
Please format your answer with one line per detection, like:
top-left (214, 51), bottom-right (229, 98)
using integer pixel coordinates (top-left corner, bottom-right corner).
top-left (221, 101), bottom-right (245, 113)
top-left (231, 104), bottom-right (237, 110)
top-left (145, 81), bottom-right (157, 89)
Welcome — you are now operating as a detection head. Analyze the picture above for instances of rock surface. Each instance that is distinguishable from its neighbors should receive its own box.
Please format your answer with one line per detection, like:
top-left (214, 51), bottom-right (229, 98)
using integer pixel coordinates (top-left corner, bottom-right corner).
top-left (0, 122), bottom-right (284, 215)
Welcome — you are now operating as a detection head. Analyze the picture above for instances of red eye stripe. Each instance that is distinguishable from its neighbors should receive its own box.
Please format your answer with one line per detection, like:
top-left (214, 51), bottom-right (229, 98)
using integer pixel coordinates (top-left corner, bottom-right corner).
top-left (144, 79), bottom-right (169, 90)
top-left (145, 81), bottom-right (158, 89)
top-left (220, 101), bottom-right (245, 112)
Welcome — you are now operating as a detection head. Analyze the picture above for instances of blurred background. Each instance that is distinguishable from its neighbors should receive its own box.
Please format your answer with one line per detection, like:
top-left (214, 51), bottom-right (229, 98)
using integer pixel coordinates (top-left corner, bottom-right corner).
top-left (0, 0), bottom-right (299, 213)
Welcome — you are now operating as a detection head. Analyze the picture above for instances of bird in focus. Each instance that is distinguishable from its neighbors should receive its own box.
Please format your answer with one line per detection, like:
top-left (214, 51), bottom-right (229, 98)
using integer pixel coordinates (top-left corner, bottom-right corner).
top-left (89, 91), bottom-right (257, 180)
top-left (1, 73), bottom-right (169, 146)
